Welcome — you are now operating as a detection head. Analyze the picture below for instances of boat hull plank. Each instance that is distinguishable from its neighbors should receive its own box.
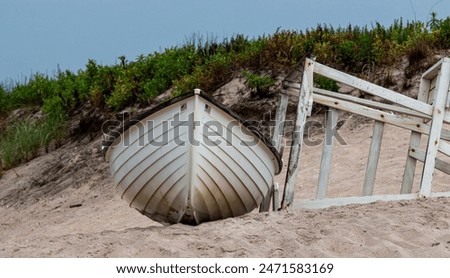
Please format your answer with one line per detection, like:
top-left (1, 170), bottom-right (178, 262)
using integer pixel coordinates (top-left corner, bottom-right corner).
top-left (104, 90), bottom-right (282, 224)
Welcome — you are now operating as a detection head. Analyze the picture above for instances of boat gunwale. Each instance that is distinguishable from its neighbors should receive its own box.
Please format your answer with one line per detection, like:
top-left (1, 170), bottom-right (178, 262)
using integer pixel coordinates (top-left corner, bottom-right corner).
top-left (102, 90), bottom-right (283, 174)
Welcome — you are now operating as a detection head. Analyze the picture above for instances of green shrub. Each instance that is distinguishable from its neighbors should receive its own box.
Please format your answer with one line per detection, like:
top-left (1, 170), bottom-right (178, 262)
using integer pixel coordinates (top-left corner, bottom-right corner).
top-left (436, 17), bottom-right (450, 47)
top-left (314, 75), bottom-right (339, 92)
top-left (55, 70), bottom-right (86, 110)
top-left (43, 95), bottom-right (66, 120)
top-left (173, 69), bottom-right (203, 96)
top-left (29, 73), bottom-right (58, 101)
top-left (106, 77), bottom-right (134, 110)
top-left (7, 83), bottom-right (39, 109)
top-left (139, 77), bottom-right (168, 102)
top-left (174, 52), bottom-right (232, 95)
top-left (335, 40), bottom-right (358, 68)
top-left (242, 70), bottom-right (275, 97)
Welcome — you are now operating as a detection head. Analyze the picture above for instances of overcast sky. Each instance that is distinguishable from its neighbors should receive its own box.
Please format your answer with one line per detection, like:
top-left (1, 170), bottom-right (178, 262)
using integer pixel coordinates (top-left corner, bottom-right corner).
top-left (1, 0), bottom-right (449, 82)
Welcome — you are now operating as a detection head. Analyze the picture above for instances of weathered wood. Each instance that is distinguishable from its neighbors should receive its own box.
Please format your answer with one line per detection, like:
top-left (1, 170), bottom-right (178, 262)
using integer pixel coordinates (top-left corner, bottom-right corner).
top-left (281, 59), bottom-right (315, 209)
top-left (313, 87), bottom-right (431, 119)
top-left (260, 90), bottom-right (289, 212)
top-left (314, 61), bottom-right (433, 115)
top-left (312, 93), bottom-right (450, 142)
top-left (316, 108), bottom-right (338, 199)
top-left (272, 182), bottom-right (280, 211)
top-left (422, 58), bottom-right (445, 79)
top-left (271, 91), bottom-right (289, 152)
top-left (447, 94), bottom-right (450, 109)
top-left (424, 58), bottom-right (450, 118)
top-left (427, 77), bottom-right (438, 105)
top-left (293, 193), bottom-right (419, 209)
top-left (312, 94), bottom-right (430, 134)
top-left (427, 88), bottom-right (436, 105)
top-left (401, 77), bottom-right (430, 194)
top-left (363, 121), bottom-right (385, 196)
top-left (289, 58), bottom-right (450, 211)
top-left (283, 81), bottom-right (301, 90)
top-left (445, 111), bottom-right (450, 124)
top-left (286, 80), bottom-right (437, 120)
top-left (401, 133), bottom-right (422, 194)
top-left (420, 59), bottom-right (450, 197)
top-left (431, 126), bottom-right (450, 141)
top-left (293, 190), bottom-right (450, 209)
top-left (438, 140), bottom-right (450, 157)
top-left (431, 191), bottom-right (450, 198)
top-left (430, 76), bottom-right (438, 90)
top-left (409, 148), bottom-right (450, 175)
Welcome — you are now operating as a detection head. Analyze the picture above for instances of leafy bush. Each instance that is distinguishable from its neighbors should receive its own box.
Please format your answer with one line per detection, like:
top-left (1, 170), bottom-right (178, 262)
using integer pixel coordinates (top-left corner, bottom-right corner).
top-left (435, 17), bottom-right (450, 47)
top-left (242, 70), bottom-right (275, 97)
top-left (335, 40), bottom-right (358, 68)
top-left (42, 95), bottom-right (65, 120)
top-left (314, 75), bottom-right (339, 92)
top-left (106, 75), bottom-right (134, 110)
top-left (174, 52), bottom-right (233, 95)
top-left (173, 68), bottom-right (203, 96)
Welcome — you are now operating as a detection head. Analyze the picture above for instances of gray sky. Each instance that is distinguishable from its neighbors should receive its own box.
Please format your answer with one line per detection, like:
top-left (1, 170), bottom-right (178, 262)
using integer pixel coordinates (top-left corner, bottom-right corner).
top-left (1, 0), bottom-right (449, 82)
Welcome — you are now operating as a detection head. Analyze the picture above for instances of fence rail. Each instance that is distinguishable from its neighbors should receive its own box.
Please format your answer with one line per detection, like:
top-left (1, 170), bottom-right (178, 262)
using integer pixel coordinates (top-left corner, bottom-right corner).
top-left (268, 57), bottom-right (450, 210)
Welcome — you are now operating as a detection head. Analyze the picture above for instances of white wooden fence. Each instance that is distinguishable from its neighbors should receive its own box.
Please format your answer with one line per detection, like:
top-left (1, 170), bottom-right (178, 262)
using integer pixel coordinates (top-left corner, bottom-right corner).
top-left (265, 57), bottom-right (450, 210)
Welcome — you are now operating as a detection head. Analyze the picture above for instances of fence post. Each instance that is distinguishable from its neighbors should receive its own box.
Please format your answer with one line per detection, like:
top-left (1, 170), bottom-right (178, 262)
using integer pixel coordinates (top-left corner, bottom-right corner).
top-left (272, 182), bottom-right (280, 211)
top-left (272, 91), bottom-right (289, 152)
top-left (259, 90), bottom-right (289, 212)
top-left (281, 58), bottom-right (315, 209)
top-left (401, 77), bottom-right (430, 193)
top-left (363, 121), bottom-right (385, 196)
top-left (316, 108), bottom-right (338, 199)
top-left (420, 58), bottom-right (450, 197)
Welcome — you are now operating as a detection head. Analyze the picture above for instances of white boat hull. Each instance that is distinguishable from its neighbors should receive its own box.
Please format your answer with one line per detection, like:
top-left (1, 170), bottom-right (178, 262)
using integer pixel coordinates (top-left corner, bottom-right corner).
top-left (104, 89), bottom-right (282, 224)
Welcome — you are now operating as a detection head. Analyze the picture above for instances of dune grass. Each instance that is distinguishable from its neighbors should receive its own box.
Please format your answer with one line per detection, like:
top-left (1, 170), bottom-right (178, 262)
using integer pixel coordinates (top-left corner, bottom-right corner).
top-left (0, 114), bottom-right (65, 169)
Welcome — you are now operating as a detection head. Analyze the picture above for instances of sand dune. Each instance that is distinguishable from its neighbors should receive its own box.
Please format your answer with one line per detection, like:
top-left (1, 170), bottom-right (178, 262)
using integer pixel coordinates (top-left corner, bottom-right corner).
top-left (1, 115), bottom-right (449, 258)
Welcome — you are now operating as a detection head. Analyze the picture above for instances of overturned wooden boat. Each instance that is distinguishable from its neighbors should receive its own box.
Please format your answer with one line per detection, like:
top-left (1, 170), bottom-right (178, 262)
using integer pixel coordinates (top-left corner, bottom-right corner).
top-left (102, 89), bottom-right (282, 225)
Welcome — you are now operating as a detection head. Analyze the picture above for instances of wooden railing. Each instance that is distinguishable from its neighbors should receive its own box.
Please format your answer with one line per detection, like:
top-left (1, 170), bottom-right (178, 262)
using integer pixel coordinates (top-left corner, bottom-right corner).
top-left (261, 57), bottom-right (450, 211)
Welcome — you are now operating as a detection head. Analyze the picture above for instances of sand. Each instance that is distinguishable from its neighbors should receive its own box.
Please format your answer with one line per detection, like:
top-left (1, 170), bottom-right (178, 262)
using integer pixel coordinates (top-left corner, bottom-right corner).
top-left (1, 112), bottom-right (449, 258)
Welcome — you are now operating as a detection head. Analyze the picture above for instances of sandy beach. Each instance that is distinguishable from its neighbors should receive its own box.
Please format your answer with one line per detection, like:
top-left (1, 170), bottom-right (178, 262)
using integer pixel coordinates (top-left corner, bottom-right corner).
top-left (1, 114), bottom-right (449, 258)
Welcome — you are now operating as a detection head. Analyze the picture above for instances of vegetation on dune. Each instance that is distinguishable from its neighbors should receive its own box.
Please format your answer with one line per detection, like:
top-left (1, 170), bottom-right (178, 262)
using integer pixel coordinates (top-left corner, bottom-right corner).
top-left (1, 14), bottom-right (450, 171)
top-left (0, 116), bottom-right (65, 169)
top-left (242, 70), bottom-right (275, 97)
